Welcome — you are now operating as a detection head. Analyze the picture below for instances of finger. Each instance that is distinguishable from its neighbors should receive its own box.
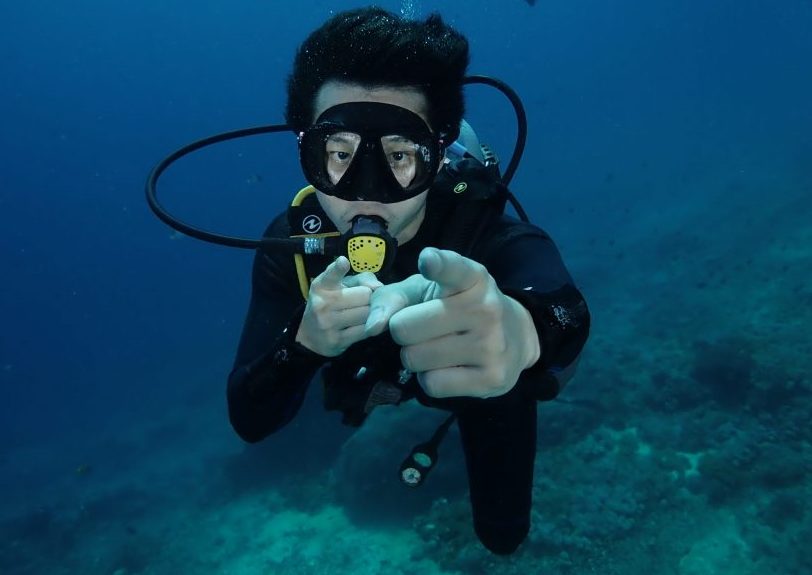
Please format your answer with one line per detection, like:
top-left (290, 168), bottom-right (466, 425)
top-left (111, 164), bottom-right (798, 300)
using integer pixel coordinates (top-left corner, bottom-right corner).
top-left (417, 367), bottom-right (492, 399)
top-left (388, 299), bottom-right (471, 345)
top-left (418, 366), bottom-right (510, 399)
top-left (418, 248), bottom-right (486, 298)
top-left (400, 331), bottom-right (484, 372)
top-left (331, 305), bottom-right (370, 330)
top-left (336, 324), bottom-right (368, 350)
top-left (311, 256), bottom-right (351, 291)
top-left (343, 271), bottom-right (384, 290)
top-left (337, 285), bottom-right (374, 309)
top-left (364, 274), bottom-right (433, 336)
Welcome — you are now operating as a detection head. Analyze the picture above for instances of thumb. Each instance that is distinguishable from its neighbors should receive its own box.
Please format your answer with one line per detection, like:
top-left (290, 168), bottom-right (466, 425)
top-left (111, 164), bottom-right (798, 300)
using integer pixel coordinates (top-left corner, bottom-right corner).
top-left (364, 274), bottom-right (431, 336)
top-left (418, 248), bottom-right (484, 298)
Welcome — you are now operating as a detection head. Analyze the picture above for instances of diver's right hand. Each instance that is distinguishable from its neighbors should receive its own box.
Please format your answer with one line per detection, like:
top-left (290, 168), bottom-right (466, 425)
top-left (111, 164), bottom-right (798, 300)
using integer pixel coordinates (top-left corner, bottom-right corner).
top-left (295, 256), bottom-right (382, 357)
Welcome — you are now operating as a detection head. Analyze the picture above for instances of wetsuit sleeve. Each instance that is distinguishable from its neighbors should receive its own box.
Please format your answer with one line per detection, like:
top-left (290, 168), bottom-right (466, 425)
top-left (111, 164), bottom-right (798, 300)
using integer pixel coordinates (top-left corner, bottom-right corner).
top-left (227, 216), bottom-right (328, 443)
top-left (480, 219), bottom-right (591, 400)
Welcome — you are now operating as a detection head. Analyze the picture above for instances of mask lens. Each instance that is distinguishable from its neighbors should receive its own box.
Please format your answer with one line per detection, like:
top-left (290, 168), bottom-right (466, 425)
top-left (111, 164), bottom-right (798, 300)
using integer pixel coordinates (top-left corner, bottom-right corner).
top-left (324, 131), bottom-right (361, 185)
top-left (381, 135), bottom-right (427, 189)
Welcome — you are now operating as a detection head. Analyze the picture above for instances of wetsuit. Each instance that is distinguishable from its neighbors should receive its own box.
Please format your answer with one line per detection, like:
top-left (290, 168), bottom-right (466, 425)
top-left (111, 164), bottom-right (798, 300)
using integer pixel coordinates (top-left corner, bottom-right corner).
top-left (227, 168), bottom-right (590, 554)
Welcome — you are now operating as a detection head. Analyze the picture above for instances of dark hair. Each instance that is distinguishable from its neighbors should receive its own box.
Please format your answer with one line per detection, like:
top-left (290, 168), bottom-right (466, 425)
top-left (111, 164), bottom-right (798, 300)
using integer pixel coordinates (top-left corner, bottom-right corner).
top-left (285, 7), bottom-right (469, 142)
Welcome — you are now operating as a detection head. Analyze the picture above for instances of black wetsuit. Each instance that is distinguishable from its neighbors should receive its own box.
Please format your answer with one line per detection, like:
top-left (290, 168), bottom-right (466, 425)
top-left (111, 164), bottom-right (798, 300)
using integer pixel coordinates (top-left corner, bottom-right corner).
top-left (227, 168), bottom-right (590, 554)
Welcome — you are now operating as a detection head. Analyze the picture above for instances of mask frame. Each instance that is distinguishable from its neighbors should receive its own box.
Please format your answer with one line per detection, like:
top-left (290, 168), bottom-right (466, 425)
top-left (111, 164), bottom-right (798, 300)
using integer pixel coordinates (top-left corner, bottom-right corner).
top-left (298, 102), bottom-right (444, 203)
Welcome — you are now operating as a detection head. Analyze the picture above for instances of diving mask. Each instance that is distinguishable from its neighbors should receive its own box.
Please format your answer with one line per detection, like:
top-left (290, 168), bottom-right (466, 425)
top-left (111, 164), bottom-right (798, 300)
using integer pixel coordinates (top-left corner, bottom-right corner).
top-left (298, 102), bottom-right (445, 203)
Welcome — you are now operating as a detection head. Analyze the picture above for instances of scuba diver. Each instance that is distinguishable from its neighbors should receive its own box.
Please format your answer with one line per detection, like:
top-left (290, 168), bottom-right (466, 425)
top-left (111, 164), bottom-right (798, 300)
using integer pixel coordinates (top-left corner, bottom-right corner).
top-left (147, 7), bottom-right (589, 555)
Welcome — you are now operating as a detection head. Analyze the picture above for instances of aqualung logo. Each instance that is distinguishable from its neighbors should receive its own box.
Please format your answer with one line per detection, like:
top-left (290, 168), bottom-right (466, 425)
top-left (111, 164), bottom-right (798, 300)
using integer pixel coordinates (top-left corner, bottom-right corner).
top-left (302, 215), bottom-right (322, 233)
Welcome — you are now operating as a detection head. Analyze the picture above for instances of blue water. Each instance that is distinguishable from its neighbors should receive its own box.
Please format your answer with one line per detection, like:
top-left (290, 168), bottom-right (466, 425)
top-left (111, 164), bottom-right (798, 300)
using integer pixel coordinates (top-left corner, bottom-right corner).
top-left (2, 1), bottom-right (810, 573)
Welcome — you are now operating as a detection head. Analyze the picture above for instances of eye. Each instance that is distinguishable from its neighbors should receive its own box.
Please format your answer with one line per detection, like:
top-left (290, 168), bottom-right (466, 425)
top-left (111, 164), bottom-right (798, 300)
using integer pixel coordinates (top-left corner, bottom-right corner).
top-left (325, 133), bottom-right (360, 162)
top-left (324, 132), bottom-right (361, 185)
top-left (387, 149), bottom-right (416, 169)
top-left (329, 150), bottom-right (352, 163)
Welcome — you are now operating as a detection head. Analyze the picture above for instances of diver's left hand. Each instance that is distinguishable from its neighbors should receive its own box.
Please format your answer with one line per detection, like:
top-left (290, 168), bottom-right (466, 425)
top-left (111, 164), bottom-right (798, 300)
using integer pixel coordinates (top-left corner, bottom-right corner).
top-left (365, 248), bottom-right (540, 399)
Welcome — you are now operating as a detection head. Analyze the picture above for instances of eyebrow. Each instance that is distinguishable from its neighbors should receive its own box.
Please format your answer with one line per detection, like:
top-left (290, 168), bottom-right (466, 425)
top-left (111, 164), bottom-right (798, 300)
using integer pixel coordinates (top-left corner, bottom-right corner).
top-left (381, 135), bottom-right (414, 144)
top-left (327, 133), bottom-right (360, 145)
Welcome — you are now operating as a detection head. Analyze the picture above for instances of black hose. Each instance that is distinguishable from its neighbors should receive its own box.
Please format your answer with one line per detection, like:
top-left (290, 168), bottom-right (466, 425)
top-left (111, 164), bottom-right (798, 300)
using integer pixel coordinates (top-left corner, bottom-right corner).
top-left (463, 75), bottom-right (528, 187)
top-left (145, 75), bottom-right (531, 246)
top-left (145, 124), bottom-right (293, 249)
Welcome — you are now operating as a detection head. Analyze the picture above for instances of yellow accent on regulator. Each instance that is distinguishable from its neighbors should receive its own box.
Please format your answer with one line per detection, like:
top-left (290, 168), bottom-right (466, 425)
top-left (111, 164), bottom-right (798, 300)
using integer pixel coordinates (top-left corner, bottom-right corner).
top-left (290, 185), bottom-right (339, 300)
top-left (347, 235), bottom-right (387, 273)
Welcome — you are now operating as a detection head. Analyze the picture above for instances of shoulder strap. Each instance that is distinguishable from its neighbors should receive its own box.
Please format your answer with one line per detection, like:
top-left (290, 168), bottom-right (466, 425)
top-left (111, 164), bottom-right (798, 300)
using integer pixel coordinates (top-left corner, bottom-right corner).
top-left (429, 159), bottom-right (508, 259)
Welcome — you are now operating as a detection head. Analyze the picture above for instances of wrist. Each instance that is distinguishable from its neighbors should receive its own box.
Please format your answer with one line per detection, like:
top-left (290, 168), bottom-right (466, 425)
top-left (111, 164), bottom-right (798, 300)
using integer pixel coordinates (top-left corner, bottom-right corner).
top-left (504, 294), bottom-right (541, 371)
top-left (242, 319), bottom-right (327, 401)
top-left (503, 284), bottom-right (590, 371)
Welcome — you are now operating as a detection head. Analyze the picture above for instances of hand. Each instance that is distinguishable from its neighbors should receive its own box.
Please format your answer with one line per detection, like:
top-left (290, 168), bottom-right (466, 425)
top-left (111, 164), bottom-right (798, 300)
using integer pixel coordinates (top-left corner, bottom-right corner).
top-left (366, 248), bottom-right (540, 398)
top-left (296, 256), bottom-right (383, 357)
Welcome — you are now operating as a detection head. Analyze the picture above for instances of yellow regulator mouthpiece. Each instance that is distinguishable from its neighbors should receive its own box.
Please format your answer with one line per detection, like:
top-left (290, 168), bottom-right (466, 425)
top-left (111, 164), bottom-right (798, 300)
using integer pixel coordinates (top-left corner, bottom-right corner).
top-left (345, 216), bottom-right (396, 275)
top-left (347, 235), bottom-right (388, 273)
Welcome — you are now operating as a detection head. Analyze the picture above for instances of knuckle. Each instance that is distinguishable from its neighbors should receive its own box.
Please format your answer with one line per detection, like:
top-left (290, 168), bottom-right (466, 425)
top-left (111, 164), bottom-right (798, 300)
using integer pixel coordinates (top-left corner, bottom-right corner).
top-left (323, 329), bottom-right (338, 345)
top-left (368, 289), bottom-right (384, 308)
top-left (359, 287), bottom-right (374, 304)
top-left (309, 291), bottom-right (333, 311)
top-left (389, 315), bottom-right (407, 344)
top-left (310, 300), bottom-right (328, 318)
top-left (481, 290), bottom-right (504, 319)
top-left (357, 272), bottom-right (380, 288)
top-left (474, 367), bottom-right (505, 397)
top-left (399, 347), bottom-right (414, 371)
top-left (312, 272), bottom-right (330, 288)
top-left (418, 372), bottom-right (441, 398)
top-left (313, 308), bottom-right (333, 330)
top-left (472, 259), bottom-right (489, 278)
top-left (489, 363), bottom-right (508, 386)
top-left (471, 328), bottom-right (504, 362)
top-left (478, 303), bottom-right (501, 326)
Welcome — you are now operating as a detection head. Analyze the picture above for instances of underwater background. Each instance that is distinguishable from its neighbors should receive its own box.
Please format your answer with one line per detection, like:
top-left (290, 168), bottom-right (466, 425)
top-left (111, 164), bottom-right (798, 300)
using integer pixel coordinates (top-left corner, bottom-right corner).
top-left (2, 0), bottom-right (810, 573)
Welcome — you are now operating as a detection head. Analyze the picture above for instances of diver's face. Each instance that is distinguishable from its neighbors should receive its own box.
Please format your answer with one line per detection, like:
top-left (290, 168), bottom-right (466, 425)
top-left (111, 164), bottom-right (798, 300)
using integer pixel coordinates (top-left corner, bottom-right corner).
top-left (311, 81), bottom-right (432, 245)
